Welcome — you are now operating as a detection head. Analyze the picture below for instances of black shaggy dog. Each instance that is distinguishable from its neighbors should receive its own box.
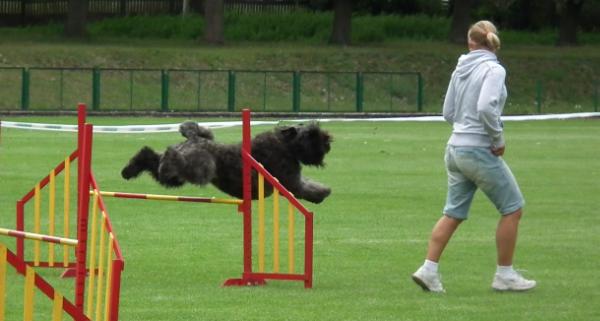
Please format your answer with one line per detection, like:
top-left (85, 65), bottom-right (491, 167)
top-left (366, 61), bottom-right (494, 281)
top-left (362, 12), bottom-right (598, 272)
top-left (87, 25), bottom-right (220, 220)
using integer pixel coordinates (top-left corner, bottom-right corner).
top-left (121, 121), bottom-right (332, 204)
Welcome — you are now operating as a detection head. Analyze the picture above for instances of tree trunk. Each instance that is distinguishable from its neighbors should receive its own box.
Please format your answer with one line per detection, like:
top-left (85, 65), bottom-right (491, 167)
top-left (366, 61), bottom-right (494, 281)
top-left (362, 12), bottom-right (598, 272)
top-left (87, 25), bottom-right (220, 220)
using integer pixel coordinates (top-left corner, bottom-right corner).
top-left (330, 0), bottom-right (352, 45)
top-left (182, 0), bottom-right (190, 16)
top-left (448, 0), bottom-right (471, 45)
top-left (189, 0), bottom-right (204, 14)
top-left (65, 0), bottom-right (88, 38)
top-left (203, 0), bottom-right (224, 45)
top-left (556, 0), bottom-right (584, 46)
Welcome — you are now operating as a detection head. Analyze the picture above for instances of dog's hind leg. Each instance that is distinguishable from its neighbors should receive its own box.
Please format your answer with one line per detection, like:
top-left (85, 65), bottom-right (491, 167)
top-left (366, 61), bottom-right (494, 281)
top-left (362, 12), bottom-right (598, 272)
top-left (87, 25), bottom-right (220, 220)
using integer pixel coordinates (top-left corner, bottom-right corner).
top-left (121, 146), bottom-right (161, 181)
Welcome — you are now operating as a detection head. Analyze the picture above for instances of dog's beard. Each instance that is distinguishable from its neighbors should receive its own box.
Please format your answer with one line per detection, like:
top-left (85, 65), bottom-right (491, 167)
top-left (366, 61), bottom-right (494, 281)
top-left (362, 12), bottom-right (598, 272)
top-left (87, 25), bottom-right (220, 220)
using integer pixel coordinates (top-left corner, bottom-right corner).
top-left (298, 150), bottom-right (327, 167)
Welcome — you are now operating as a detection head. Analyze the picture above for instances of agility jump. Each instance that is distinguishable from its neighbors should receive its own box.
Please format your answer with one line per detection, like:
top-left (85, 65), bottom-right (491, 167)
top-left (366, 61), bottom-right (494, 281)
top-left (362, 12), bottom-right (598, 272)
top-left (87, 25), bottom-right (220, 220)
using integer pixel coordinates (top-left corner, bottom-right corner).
top-left (1, 104), bottom-right (124, 321)
top-left (1, 104), bottom-right (318, 320)
top-left (102, 109), bottom-right (316, 288)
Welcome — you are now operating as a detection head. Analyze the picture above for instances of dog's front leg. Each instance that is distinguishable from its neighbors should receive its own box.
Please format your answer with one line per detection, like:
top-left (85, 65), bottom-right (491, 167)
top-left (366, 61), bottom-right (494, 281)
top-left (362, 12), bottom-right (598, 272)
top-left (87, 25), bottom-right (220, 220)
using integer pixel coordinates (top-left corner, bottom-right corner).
top-left (121, 146), bottom-right (160, 181)
top-left (295, 177), bottom-right (331, 204)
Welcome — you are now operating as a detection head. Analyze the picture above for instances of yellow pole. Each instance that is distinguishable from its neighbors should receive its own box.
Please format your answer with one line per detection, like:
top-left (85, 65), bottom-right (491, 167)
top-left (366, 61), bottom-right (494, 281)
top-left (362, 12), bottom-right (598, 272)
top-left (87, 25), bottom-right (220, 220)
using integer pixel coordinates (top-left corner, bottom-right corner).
top-left (86, 193), bottom-right (99, 317)
top-left (0, 245), bottom-right (6, 320)
top-left (63, 157), bottom-right (71, 267)
top-left (52, 292), bottom-right (63, 321)
top-left (96, 191), bottom-right (242, 205)
top-left (258, 174), bottom-right (265, 273)
top-left (24, 266), bottom-right (35, 321)
top-left (288, 203), bottom-right (294, 273)
top-left (95, 215), bottom-right (107, 321)
top-left (49, 169), bottom-right (56, 267)
top-left (103, 234), bottom-right (115, 321)
top-left (273, 189), bottom-right (280, 273)
top-left (34, 183), bottom-right (41, 266)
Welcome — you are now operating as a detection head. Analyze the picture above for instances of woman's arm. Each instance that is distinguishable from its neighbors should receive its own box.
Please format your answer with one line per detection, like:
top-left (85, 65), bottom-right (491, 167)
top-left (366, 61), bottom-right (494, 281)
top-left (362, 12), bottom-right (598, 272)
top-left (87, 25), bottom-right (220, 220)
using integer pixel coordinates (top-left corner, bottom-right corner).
top-left (442, 78), bottom-right (456, 124)
top-left (477, 64), bottom-right (506, 148)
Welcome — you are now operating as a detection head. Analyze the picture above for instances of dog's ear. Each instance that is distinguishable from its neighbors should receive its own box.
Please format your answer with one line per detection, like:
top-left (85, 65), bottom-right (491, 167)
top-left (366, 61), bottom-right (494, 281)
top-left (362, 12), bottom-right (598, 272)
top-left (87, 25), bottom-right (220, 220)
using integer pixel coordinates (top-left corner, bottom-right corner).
top-left (278, 126), bottom-right (298, 141)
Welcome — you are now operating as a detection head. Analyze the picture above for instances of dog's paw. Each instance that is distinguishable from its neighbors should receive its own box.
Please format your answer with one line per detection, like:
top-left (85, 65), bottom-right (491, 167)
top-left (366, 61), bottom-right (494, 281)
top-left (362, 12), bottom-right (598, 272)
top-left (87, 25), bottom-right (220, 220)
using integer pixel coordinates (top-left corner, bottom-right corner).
top-left (314, 188), bottom-right (331, 204)
top-left (303, 187), bottom-right (331, 204)
top-left (121, 166), bottom-right (137, 180)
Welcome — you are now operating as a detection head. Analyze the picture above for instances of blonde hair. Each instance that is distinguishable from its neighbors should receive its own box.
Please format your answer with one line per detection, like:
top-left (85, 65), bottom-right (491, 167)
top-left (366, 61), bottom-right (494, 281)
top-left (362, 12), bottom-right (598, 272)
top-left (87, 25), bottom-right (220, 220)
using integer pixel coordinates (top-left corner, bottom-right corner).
top-left (468, 20), bottom-right (501, 52)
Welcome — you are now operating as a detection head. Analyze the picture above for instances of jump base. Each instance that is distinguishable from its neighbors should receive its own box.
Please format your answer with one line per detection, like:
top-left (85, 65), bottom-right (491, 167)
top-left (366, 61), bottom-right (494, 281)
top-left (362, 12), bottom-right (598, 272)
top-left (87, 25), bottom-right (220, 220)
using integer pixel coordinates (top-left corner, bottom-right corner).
top-left (223, 277), bottom-right (267, 287)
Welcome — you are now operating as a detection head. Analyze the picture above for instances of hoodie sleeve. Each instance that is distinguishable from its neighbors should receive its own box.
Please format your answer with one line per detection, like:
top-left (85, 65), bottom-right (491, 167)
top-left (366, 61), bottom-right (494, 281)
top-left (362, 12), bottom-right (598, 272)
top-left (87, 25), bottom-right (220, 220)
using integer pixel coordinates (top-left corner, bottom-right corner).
top-left (442, 76), bottom-right (456, 125)
top-left (477, 64), bottom-right (506, 148)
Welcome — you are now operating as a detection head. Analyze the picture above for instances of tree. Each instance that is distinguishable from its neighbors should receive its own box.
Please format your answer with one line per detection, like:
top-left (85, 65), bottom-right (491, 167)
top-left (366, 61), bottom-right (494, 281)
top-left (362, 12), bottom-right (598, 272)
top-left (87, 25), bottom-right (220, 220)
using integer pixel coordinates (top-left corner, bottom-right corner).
top-left (330, 0), bottom-right (353, 45)
top-left (182, 0), bottom-right (191, 16)
top-left (448, 0), bottom-right (472, 45)
top-left (203, 0), bottom-right (224, 45)
top-left (65, 0), bottom-right (88, 38)
top-left (556, 0), bottom-right (585, 46)
top-left (189, 0), bottom-right (204, 14)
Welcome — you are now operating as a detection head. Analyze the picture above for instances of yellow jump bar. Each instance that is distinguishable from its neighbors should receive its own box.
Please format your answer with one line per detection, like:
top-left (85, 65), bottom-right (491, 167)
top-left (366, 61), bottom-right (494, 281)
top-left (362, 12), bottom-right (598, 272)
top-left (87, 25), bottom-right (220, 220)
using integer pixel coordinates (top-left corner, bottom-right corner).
top-left (94, 191), bottom-right (242, 205)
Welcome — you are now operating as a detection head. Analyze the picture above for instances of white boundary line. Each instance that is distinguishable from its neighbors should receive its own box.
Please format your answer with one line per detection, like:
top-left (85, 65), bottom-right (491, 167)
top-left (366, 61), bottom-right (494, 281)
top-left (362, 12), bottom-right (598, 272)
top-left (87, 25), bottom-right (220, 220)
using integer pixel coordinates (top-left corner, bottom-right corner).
top-left (1, 112), bottom-right (598, 133)
top-left (0, 120), bottom-right (279, 133)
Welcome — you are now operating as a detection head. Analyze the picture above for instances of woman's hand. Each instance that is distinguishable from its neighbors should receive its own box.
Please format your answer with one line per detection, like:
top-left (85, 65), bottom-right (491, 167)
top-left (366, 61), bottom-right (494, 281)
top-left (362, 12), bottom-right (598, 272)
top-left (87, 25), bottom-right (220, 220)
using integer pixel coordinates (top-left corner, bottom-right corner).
top-left (491, 145), bottom-right (505, 156)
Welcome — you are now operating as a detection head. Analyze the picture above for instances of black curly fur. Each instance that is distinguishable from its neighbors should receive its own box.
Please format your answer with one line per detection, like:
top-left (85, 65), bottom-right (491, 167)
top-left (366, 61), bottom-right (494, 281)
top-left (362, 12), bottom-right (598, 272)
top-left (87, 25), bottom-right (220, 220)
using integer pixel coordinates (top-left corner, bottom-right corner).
top-left (121, 121), bottom-right (332, 204)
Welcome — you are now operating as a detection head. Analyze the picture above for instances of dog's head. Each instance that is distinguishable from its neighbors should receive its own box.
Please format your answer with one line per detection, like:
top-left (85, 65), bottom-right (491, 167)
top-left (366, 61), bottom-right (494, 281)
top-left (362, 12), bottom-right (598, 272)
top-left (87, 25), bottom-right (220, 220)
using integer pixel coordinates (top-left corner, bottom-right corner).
top-left (278, 122), bottom-right (332, 166)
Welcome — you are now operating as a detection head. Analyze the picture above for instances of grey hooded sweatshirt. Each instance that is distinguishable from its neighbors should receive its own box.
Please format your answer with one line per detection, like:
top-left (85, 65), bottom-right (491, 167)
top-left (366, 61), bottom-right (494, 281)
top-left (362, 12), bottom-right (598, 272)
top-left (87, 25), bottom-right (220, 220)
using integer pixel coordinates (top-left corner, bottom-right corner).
top-left (443, 49), bottom-right (507, 148)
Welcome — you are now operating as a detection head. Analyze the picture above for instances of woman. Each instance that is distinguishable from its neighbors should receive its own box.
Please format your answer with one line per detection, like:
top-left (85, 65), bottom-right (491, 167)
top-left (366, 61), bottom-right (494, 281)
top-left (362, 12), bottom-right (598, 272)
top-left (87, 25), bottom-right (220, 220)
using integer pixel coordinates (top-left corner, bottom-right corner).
top-left (411, 20), bottom-right (535, 293)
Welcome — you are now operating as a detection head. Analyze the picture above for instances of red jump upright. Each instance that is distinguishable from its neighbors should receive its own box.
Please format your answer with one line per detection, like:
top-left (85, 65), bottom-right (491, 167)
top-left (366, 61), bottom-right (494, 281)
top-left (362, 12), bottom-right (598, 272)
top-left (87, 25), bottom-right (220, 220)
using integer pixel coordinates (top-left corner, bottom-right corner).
top-left (223, 109), bottom-right (314, 288)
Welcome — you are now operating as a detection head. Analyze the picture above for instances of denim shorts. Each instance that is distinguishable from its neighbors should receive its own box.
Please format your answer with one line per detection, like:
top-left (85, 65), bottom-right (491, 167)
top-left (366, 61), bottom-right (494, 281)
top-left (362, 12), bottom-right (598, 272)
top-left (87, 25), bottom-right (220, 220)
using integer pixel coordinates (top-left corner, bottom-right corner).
top-left (443, 145), bottom-right (524, 220)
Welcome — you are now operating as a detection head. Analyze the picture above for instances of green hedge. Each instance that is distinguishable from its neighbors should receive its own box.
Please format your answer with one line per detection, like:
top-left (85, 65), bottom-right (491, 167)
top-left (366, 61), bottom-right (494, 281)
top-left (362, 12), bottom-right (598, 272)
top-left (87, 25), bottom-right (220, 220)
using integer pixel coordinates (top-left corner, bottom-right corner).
top-left (4, 13), bottom-right (600, 45)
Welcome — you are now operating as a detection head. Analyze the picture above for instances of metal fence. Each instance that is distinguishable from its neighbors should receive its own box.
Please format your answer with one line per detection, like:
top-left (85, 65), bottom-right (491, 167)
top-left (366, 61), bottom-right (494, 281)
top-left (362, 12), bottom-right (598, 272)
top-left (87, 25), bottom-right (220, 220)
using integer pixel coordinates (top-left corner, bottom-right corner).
top-left (227, 0), bottom-right (305, 13)
top-left (0, 0), bottom-right (308, 26)
top-left (0, 67), bottom-right (424, 113)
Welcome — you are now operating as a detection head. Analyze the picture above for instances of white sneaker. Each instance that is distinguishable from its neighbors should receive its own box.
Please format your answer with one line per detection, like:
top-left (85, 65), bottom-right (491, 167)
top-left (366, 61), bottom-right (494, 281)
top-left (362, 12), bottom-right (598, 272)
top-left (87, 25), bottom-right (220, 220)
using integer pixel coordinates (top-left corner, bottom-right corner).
top-left (412, 266), bottom-right (445, 293)
top-left (492, 270), bottom-right (536, 291)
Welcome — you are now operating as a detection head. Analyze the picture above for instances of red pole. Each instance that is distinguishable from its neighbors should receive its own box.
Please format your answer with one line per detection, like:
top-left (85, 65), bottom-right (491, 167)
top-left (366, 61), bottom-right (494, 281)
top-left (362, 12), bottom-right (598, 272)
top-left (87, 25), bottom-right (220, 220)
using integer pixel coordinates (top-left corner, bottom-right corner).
top-left (242, 109), bottom-right (252, 276)
top-left (109, 259), bottom-right (124, 321)
top-left (305, 216), bottom-right (313, 288)
top-left (16, 200), bottom-right (25, 265)
top-left (74, 124), bottom-right (93, 308)
top-left (77, 103), bottom-right (86, 155)
top-left (77, 104), bottom-right (86, 213)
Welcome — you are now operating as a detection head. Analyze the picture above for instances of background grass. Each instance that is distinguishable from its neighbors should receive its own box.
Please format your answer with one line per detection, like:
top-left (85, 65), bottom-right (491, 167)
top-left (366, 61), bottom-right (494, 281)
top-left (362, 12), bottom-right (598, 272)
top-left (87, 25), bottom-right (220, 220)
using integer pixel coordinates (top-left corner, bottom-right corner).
top-left (1, 116), bottom-right (599, 320)
top-left (0, 41), bottom-right (599, 114)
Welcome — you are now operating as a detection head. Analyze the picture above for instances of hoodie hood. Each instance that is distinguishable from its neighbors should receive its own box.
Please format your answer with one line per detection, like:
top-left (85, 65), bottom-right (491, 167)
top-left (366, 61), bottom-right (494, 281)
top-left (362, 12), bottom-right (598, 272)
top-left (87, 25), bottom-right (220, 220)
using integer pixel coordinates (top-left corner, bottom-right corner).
top-left (454, 50), bottom-right (498, 79)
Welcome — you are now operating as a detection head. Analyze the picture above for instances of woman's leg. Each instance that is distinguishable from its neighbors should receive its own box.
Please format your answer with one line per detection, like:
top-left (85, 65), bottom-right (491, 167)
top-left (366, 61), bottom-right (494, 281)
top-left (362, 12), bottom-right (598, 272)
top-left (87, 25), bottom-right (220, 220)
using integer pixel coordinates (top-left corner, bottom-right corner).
top-left (426, 215), bottom-right (464, 262)
top-left (496, 209), bottom-right (522, 266)
top-left (412, 215), bottom-right (463, 292)
top-left (493, 208), bottom-right (535, 290)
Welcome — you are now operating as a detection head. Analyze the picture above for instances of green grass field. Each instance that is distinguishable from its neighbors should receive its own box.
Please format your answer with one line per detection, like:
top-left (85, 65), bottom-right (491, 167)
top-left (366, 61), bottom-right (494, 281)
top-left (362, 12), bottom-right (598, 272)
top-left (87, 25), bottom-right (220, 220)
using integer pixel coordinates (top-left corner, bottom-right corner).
top-left (1, 116), bottom-right (599, 321)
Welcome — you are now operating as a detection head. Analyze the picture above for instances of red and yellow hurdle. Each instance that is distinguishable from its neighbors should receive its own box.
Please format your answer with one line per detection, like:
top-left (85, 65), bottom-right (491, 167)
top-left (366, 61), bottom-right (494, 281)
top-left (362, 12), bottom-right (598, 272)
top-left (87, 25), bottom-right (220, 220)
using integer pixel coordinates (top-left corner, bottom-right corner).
top-left (3, 104), bottom-right (124, 321)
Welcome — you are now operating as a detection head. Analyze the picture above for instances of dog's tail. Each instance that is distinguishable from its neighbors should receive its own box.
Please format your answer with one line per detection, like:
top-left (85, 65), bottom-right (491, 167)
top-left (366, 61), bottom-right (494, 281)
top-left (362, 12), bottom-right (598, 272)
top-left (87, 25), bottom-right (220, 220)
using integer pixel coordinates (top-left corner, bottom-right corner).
top-left (180, 121), bottom-right (214, 140)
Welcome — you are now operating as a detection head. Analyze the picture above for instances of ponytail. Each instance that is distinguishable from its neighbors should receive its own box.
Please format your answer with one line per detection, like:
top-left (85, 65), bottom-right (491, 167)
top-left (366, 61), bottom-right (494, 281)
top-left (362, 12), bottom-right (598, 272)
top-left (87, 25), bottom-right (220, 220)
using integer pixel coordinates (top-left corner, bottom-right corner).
top-left (468, 20), bottom-right (501, 52)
